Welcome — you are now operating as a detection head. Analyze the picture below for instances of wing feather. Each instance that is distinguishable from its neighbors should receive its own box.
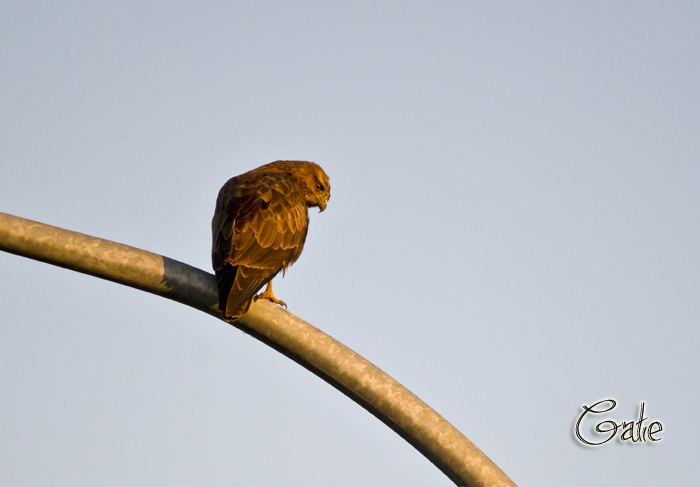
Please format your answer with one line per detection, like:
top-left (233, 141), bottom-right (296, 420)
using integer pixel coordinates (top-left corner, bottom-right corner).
top-left (212, 171), bottom-right (309, 320)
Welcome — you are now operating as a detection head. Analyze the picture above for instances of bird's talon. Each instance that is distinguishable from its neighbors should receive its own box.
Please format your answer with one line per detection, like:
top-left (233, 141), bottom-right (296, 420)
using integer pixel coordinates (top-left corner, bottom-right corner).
top-left (257, 283), bottom-right (287, 308)
top-left (265, 296), bottom-right (287, 308)
top-left (260, 295), bottom-right (287, 308)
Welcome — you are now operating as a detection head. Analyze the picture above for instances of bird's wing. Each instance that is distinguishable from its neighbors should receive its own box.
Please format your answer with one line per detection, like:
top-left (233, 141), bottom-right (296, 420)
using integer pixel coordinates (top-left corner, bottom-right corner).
top-left (212, 172), bottom-right (308, 320)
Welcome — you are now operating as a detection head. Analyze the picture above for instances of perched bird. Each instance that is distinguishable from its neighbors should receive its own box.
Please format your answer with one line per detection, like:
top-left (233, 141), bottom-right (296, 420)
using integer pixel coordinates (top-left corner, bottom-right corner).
top-left (211, 160), bottom-right (331, 321)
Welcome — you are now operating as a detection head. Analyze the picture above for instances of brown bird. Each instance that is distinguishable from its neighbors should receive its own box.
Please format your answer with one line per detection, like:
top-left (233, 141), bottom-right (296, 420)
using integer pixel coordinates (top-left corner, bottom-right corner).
top-left (212, 160), bottom-right (331, 321)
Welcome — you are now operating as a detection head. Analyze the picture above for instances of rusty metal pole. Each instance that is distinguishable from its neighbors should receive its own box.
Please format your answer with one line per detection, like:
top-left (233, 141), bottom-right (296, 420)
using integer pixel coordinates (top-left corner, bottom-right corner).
top-left (0, 211), bottom-right (516, 487)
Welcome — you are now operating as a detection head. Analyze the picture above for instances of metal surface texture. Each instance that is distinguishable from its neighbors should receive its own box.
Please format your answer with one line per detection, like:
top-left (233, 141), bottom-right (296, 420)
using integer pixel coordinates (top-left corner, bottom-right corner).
top-left (0, 211), bottom-right (516, 487)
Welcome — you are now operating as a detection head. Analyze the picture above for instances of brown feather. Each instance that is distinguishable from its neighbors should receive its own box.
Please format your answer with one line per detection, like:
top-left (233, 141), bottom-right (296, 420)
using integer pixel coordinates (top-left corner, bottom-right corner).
top-left (211, 160), bottom-right (331, 321)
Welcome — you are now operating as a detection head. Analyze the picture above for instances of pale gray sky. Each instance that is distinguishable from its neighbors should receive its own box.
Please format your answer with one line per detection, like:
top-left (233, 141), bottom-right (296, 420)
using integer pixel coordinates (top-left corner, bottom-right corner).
top-left (1, 1), bottom-right (699, 485)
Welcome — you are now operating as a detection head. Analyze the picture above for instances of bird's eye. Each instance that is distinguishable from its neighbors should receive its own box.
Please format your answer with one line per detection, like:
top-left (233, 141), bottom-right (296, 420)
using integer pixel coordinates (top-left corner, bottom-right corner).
top-left (315, 183), bottom-right (324, 192)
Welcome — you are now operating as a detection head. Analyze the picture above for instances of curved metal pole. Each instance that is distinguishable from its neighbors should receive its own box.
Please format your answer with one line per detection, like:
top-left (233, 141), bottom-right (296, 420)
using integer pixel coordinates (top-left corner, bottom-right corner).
top-left (0, 211), bottom-right (516, 487)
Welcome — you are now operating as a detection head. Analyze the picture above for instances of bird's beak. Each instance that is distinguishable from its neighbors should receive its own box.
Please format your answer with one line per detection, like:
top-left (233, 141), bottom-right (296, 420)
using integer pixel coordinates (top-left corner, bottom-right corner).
top-left (318, 200), bottom-right (327, 212)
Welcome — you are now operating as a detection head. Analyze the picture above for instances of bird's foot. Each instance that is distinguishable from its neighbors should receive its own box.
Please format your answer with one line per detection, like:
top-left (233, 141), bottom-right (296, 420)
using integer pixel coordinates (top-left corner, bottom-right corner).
top-left (256, 286), bottom-right (287, 308)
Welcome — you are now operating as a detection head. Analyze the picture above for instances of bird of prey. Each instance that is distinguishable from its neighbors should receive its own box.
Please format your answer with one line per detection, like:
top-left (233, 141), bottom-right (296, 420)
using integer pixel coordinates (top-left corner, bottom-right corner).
top-left (211, 160), bottom-right (331, 321)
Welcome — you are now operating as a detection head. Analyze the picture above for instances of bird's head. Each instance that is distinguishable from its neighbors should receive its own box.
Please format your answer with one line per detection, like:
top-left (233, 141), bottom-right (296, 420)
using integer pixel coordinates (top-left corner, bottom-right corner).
top-left (263, 160), bottom-right (330, 212)
top-left (305, 163), bottom-right (331, 212)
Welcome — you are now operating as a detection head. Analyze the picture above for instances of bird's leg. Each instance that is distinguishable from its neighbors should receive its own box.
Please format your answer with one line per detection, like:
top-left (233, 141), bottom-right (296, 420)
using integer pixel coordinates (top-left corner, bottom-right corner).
top-left (256, 280), bottom-right (287, 308)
